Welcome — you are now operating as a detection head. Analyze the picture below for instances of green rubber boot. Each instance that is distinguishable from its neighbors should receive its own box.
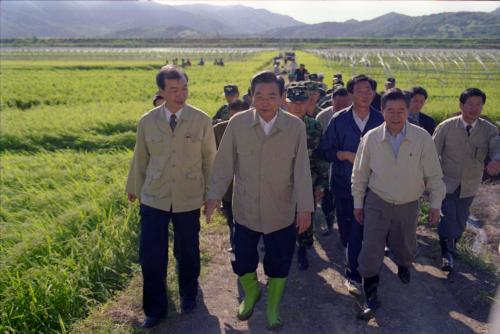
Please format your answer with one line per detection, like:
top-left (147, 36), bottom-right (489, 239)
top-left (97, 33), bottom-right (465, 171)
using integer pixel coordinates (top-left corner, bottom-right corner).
top-left (237, 272), bottom-right (261, 321)
top-left (266, 277), bottom-right (287, 330)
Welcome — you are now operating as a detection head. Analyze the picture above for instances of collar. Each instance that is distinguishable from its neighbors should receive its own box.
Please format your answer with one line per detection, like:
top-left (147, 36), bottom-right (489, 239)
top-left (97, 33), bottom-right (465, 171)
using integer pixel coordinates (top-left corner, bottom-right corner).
top-left (380, 121), bottom-right (410, 143)
top-left (251, 108), bottom-right (282, 128)
top-left (460, 115), bottom-right (478, 129)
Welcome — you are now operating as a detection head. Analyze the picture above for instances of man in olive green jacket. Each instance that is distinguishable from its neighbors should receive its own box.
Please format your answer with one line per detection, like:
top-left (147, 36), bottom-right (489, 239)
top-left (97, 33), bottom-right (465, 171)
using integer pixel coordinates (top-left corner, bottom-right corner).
top-left (433, 88), bottom-right (500, 272)
top-left (205, 71), bottom-right (314, 330)
top-left (126, 65), bottom-right (216, 329)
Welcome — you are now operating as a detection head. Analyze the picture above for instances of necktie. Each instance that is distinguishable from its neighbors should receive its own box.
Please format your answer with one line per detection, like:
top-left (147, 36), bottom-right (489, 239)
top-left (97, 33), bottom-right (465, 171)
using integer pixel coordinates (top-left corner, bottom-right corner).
top-left (466, 125), bottom-right (472, 136)
top-left (170, 114), bottom-right (177, 132)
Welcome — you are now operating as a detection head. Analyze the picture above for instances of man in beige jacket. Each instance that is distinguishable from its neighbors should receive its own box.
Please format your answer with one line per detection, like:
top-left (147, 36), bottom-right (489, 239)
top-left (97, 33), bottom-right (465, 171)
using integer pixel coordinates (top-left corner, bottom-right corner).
top-left (433, 88), bottom-right (500, 272)
top-left (126, 65), bottom-right (216, 328)
top-left (205, 71), bottom-right (314, 330)
top-left (351, 88), bottom-right (445, 319)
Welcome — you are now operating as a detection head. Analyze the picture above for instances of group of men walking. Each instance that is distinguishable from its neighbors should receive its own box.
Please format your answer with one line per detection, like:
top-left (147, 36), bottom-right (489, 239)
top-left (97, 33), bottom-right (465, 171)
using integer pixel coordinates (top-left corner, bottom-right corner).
top-left (126, 62), bottom-right (499, 329)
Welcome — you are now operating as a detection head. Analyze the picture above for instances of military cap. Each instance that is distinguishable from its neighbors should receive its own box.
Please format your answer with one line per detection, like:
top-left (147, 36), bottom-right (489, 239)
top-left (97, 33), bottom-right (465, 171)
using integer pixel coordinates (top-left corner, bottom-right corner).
top-left (286, 86), bottom-right (309, 102)
top-left (386, 77), bottom-right (396, 84)
top-left (304, 80), bottom-right (320, 92)
top-left (224, 85), bottom-right (239, 95)
top-left (308, 73), bottom-right (319, 81)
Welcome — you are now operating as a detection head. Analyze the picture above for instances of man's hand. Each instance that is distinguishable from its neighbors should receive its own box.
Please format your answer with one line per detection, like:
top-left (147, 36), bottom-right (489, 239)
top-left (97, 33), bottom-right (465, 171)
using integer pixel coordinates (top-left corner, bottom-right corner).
top-left (354, 208), bottom-right (364, 225)
top-left (296, 212), bottom-right (312, 234)
top-left (127, 193), bottom-right (137, 202)
top-left (486, 160), bottom-right (500, 176)
top-left (314, 188), bottom-right (324, 204)
top-left (428, 208), bottom-right (440, 225)
top-left (337, 151), bottom-right (356, 164)
top-left (203, 199), bottom-right (220, 224)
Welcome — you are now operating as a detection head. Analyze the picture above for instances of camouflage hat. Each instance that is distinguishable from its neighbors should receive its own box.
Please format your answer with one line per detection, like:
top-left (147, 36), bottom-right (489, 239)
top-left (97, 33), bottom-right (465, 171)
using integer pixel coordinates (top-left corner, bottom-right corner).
top-left (308, 73), bottom-right (319, 81)
top-left (386, 77), bottom-right (396, 84)
top-left (224, 84), bottom-right (239, 95)
top-left (286, 86), bottom-right (309, 102)
top-left (304, 80), bottom-right (320, 92)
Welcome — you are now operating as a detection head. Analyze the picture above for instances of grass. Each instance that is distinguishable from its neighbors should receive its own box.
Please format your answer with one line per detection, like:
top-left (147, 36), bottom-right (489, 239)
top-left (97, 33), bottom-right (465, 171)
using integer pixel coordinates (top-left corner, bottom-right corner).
top-left (0, 49), bottom-right (274, 333)
top-left (1, 46), bottom-right (498, 333)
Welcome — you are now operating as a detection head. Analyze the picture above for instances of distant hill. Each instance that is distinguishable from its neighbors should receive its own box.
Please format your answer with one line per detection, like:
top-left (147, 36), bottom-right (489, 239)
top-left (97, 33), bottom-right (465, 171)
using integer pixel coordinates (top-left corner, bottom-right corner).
top-left (0, 1), bottom-right (499, 39)
top-left (264, 11), bottom-right (500, 38)
top-left (0, 1), bottom-right (304, 38)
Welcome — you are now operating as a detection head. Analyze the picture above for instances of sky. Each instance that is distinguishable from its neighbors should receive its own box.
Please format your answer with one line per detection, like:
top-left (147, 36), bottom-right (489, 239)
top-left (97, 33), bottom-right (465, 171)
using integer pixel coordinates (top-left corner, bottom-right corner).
top-left (155, 1), bottom-right (500, 24)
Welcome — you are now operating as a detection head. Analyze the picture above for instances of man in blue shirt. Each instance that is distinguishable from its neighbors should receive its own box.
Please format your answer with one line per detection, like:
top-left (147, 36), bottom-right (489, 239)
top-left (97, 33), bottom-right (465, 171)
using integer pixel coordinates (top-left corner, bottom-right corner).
top-left (319, 74), bottom-right (384, 295)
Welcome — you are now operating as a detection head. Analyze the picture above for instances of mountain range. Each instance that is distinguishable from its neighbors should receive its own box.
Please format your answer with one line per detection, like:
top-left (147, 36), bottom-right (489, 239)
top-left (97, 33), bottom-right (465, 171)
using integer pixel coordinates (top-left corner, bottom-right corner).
top-left (1, 1), bottom-right (499, 39)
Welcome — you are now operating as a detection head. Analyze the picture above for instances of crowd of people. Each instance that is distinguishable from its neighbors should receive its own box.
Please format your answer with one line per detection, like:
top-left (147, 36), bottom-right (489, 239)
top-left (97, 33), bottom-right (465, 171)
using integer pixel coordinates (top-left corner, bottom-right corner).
top-left (127, 57), bottom-right (499, 329)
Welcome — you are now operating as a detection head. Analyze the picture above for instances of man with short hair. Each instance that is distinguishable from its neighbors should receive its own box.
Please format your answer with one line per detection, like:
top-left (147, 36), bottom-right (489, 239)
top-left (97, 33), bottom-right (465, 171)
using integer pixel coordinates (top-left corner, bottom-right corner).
top-left (433, 88), bottom-right (500, 272)
top-left (351, 88), bottom-right (445, 319)
top-left (408, 86), bottom-right (436, 135)
top-left (213, 99), bottom-right (250, 252)
top-left (315, 86), bottom-right (352, 236)
top-left (213, 84), bottom-right (240, 124)
top-left (286, 85), bottom-right (329, 270)
top-left (126, 65), bottom-right (216, 328)
top-left (205, 71), bottom-right (314, 330)
top-left (295, 63), bottom-right (308, 81)
top-left (316, 87), bottom-right (352, 132)
top-left (384, 77), bottom-right (396, 91)
top-left (319, 75), bottom-right (384, 295)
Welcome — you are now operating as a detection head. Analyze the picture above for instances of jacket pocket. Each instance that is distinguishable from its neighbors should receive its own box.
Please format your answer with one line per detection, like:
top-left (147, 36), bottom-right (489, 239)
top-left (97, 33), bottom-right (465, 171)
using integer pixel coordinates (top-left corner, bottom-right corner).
top-left (146, 133), bottom-right (164, 155)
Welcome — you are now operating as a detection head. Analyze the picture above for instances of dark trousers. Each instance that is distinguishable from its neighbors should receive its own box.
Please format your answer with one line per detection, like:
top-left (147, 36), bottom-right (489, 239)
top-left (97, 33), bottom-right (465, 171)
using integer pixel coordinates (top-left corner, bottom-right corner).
top-left (232, 222), bottom-right (296, 278)
top-left (438, 187), bottom-right (474, 240)
top-left (139, 204), bottom-right (200, 317)
top-left (346, 220), bottom-right (363, 283)
top-left (321, 189), bottom-right (335, 229)
top-left (221, 200), bottom-right (235, 249)
top-left (335, 196), bottom-right (354, 248)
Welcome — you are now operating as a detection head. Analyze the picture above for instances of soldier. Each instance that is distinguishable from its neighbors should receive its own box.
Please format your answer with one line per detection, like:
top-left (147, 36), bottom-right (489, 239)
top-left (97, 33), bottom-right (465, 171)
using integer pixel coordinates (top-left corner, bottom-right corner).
top-left (205, 71), bottom-right (313, 330)
top-left (126, 65), bottom-right (216, 328)
top-left (286, 85), bottom-right (329, 270)
top-left (213, 85), bottom-right (240, 124)
top-left (408, 86), bottom-right (436, 135)
top-left (304, 81), bottom-right (322, 118)
top-left (384, 77), bottom-right (396, 90)
top-left (213, 99), bottom-right (250, 252)
top-left (319, 75), bottom-right (384, 295)
top-left (352, 88), bottom-right (445, 319)
top-left (433, 88), bottom-right (500, 271)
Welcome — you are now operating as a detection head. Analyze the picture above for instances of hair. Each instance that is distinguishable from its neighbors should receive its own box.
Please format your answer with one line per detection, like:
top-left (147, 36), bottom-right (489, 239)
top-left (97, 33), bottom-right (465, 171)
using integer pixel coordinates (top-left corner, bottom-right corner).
top-left (156, 65), bottom-right (188, 90)
top-left (228, 99), bottom-right (250, 112)
top-left (459, 88), bottom-right (486, 104)
top-left (332, 87), bottom-right (348, 99)
top-left (250, 71), bottom-right (285, 96)
top-left (381, 88), bottom-right (410, 109)
top-left (409, 86), bottom-right (428, 100)
top-left (346, 74), bottom-right (375, 93)
top-left (369, 78), bottom-right (378, 91)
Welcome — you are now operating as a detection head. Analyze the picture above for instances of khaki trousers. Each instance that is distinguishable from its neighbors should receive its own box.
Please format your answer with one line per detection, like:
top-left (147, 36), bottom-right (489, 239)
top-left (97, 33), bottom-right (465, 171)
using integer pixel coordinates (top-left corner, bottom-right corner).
top-left (358, 190), bottom-right (419, 278)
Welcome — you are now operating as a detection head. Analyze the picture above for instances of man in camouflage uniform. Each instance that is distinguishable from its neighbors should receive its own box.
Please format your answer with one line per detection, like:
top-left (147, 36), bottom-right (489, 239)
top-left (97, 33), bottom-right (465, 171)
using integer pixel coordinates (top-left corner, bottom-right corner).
top-left (286, 84), bottom-right (329, 270)
top-left (304, 81), bottom-right (323, 118)
top-left (213, 85), bottom-right (240, 124)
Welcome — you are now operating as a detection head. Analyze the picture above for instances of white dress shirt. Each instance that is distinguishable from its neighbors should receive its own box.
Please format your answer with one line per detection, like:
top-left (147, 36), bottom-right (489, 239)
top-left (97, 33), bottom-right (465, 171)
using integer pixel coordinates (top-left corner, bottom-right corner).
top-left (353, 111), bottom-right (370, 132)
top-left (258, 113), bottom-right (278, 136)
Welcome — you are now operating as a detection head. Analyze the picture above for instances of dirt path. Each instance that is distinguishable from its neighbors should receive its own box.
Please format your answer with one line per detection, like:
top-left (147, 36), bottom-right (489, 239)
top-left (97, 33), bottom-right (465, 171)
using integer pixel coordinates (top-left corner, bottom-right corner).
top-left (117, 222), bottom-right (492, 334)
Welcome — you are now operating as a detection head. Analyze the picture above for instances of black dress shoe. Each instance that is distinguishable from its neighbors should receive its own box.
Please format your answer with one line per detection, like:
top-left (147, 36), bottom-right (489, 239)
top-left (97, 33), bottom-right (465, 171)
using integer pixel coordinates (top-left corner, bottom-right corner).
top-left (442, 255), bottom-right (454, 272)
top-left (141, 315), bottom-right (164, 329)
top-left (397, 266), bottom-right (411, 284)
top-left (181, 298), bottom-right (197, 314)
